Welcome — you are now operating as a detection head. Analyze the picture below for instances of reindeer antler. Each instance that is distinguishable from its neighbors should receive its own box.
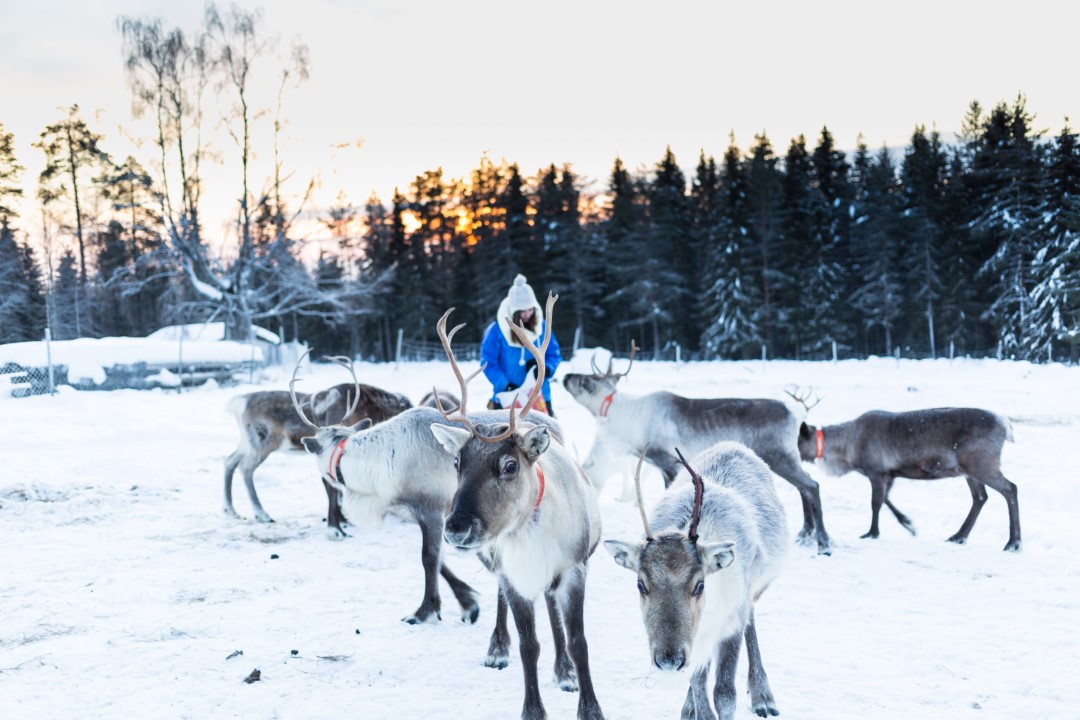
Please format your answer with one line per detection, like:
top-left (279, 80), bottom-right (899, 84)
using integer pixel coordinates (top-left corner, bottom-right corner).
top-left (674, 447), bottom-right (705, 544)
top-left (783, 385), bottom-right (822, 413)
top-left (436, 293), bottom-right (558, 444)
top-left (590, 340), bottom-right (637, 380)
top-left (635, 445), bottom-right (653, 541)
top-left (289, 349), bottom-right (320, 430)
top-left (326, 355), bottom-right (363, 422)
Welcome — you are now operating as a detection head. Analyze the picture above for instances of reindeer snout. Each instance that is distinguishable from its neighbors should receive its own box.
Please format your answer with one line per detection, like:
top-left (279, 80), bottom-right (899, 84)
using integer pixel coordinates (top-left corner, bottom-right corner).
top-left (444, 516), bottom-right (485, 550)
top-left (653, 649), bottom-right (687, 672)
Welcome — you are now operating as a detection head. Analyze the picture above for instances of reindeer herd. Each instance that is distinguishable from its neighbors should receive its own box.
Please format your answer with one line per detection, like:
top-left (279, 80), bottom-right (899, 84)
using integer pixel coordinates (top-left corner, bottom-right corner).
top-left (221, 294), bottom-right (1022, 720)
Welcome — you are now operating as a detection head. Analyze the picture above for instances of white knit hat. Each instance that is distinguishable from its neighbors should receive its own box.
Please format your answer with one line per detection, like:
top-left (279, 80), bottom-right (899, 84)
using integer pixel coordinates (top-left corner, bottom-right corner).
top-left (507, 274), bottom-right (538, 312)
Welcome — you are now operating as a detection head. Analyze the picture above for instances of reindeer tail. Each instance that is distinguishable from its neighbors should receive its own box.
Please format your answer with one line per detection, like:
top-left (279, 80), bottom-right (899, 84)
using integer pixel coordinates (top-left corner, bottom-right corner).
top-left (225, 395), bottom-right (248, 419)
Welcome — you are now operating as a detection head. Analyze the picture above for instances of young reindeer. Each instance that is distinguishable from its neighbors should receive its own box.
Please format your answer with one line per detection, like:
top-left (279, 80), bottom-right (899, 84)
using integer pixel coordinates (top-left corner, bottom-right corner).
top-left (606, 444), bottom-right (788, 720)
top-left (798, 407), bottom-right (1021, 551)
top-left (430, 294), bottom-right (606, 720)
top-left (223, 354), bottom-right (411, 530)
top-left (563, 355), bottom-right (831, 555)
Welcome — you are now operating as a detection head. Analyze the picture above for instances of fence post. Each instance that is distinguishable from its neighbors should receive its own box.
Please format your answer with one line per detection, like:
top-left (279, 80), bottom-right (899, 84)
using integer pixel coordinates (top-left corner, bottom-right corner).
top-left (44, 327), bottom-right (55, 395)
top-left (395, 328), bottom-right (404, 369)
top-left (674, 342), bottom-right (681, 364)
top-left (894, 345), bottom-right (901, 368)
top-left (177, 330), bottom-right (184, 393)
top-left (831, 340), bottom-right (838, 363)
top-left (761, 344), bottom-right (767, 362)
top-left (573, 326), bottom-right (582, 353)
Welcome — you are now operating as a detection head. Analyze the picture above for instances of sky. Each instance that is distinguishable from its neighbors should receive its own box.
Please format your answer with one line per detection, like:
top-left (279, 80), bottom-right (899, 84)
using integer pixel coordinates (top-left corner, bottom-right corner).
top-left (2, 353), bottom-right (1078, 718)
top-left (1, 0), bottom-right (1076, 248)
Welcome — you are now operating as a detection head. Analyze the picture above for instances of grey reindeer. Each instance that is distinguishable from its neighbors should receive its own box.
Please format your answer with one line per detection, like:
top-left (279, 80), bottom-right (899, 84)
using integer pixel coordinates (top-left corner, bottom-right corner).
top-left (563, 356), bottom-right (831, 555)
top-left (223, 354), bottom-right (411, 531)
top-left (430, 294), bottom-right (606, 720)
top-left (606, 443), bottom-right (788, 720)
top-left (298, 393), bottom-right (559, 625)
top-left (797, 407), bottom-right (1021, 551)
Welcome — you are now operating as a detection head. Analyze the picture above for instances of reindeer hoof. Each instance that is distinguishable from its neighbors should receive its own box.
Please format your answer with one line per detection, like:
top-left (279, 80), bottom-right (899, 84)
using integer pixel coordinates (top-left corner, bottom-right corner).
top-left (254, 513), bottom-right (274, 523)
top-left (484, 652), bottom-right (510, 669)
top-left (794, 529), bottom-right (815, 547)
top-left (901, 522), bottom-right (917, 537)
top-left (1004, 540), bottom-right (1021, 552)
top-left (859, 531), bottom-right (879, 540)
top-left (946, 534), bottom-right (967, 545)
top-left (460, 605), bottom-right (480, 625)
top-left (402, 609), bottom-right (440, 625)
top-left (326, 527), bottom-right (348, 541)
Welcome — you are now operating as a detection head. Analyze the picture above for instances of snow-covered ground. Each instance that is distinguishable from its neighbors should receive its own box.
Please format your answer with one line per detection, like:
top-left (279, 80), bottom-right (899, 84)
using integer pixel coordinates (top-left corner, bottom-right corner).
top-left (1, 356), bottom-right (1078, 719)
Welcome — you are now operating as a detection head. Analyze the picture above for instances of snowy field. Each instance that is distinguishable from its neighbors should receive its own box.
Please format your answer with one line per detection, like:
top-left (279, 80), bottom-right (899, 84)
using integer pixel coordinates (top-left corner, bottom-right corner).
top-left (1, 355), bottom-right (1078, 720)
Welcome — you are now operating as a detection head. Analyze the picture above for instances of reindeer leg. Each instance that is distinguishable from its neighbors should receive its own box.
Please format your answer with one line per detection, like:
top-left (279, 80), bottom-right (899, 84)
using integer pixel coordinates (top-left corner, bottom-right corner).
top-left (402, 507), bottom-right (442, 624)
top-left (947, 477), bottom-right (988, 546)
top-left (883, 477), bottom-right (916, 536)
top-left (485, 585), bottom-right (512, 668)
top-left (560, 565), bottom-right (604, 720)
top-left (504, 580), bottom-right (547, 720)
top-left (763, 453), bottom-right (832, 555)
top-left (238, 444), bottom-right (274, 523)
top-left (439, 562), bottom-right (480, 624)
top-left (545, 581), bottom-right (577, 691)
top-left (861, 473), bottom-right (888, 539)
top-left (645, 448), bottom-right (682, 489)
top-left (322, 477), bottom-right (348, 540)
top-left (744, 608), bottom-right (779, 717)
top-left (223, 449), bottom-right (243, 518)
top-left (981, 472), bottom-right (1021, 552)
top-left (682, 663), bottom-right (714, 720)
top-left (713, 631), bottom-right (743, 720)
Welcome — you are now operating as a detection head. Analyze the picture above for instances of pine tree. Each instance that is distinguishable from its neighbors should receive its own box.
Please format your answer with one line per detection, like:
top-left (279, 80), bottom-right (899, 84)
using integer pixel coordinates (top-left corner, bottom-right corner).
top-left (777, 135), bottom-right (817, 357)
top-left (34, 105), bottom-right (111, 289)
top-left (0, 120), bottom-right (23, 229)
top-left (701, 139), bottom-right (760, 357)
top-left (850, 145), bottom-right (903, 355)
top-left (1030, 121), bottom-right (1080, 361)
top-left (602, 156), bottom-right (649, 353)
top-left (970, 96), bottom-right (1046, 357)
top-left (745, 134), bottom-right (784, 357)
top-left (899, 125), bottom-right (949, 357)
top-left (649, 146), bottom-right (696, 353)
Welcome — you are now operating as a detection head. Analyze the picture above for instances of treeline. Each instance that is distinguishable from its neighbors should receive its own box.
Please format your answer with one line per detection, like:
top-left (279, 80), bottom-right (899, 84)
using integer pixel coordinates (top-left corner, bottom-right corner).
top-left (0, 8), bottom-right (1077, 362)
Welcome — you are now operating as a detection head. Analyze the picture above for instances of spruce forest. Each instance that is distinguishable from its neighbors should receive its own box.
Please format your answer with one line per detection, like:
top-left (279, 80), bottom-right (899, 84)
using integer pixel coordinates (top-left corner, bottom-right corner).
top-left (1, 7), bottom-right (1077, 363)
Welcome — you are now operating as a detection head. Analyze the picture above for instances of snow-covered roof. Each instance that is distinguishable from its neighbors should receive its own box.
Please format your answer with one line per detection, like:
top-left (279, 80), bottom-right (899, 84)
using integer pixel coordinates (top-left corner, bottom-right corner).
top-left (148, 322), bottom-right (281, 345)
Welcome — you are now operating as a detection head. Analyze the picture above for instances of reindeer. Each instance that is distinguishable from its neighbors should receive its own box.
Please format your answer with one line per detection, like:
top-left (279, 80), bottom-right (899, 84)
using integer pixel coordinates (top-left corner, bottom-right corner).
top-left (419, 388), bottom-right (461, 411)
top-left (223, 355), bottom-right (411, 530)
top-left (296, 383), bottom-right (559, 624)
top-left (430, 294), bottom-right (606, 720)
top-left (562, 353), bottom-right (831, 555)
top-left (605, 443), bottom-right (788, 720)
top-left (797, 408), bottom-right (1021, 551)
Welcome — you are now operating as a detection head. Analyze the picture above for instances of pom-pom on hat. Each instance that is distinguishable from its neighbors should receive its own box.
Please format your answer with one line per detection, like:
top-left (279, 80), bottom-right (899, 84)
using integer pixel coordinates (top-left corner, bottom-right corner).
top-left (507, 274), bottom-right (538, 312)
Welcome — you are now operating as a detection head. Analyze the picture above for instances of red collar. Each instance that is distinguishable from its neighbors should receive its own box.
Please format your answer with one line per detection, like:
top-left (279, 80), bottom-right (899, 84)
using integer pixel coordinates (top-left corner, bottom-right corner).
top-left (814, 429), bottom-right (825, 460)
top-left (533, 463), bottom-right (545, 513)
top-left (328, 437), bottom-right (349, 481)
top-left (598, 392), bottom-right (615, 417)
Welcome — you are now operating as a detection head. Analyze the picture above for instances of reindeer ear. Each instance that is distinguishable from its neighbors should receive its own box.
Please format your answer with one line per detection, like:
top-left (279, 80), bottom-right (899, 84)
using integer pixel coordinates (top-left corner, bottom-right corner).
top-left (350, 418), bottom-right (373, 432)
top-left (300, 436), bottom-right (321, 454)
top-left (799, 422), bottom-right (812, 440)
top-left (604, 539), bottom-right (642, 571)
top-left (430, 424), bottom-right (471, 456)
top-left (699, 541), bottom-right (735, 574)
top-left (517, 426), bottom-right (550, 462)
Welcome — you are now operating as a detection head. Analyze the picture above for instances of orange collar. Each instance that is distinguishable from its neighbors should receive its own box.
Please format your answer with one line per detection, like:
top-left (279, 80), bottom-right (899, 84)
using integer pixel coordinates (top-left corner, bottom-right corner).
top-left (533, 463), bottom-right (545, 513)
top-left (327, 437), bottom-right (349, 481)
top-left (598, 392), bottom-right (615, 417)
top-left (814, 429), bottom-right (825, 460)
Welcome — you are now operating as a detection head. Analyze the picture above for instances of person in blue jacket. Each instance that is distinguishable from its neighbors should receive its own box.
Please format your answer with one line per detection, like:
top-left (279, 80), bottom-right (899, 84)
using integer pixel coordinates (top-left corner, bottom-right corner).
top-left (481, 274), bottom-right (561, 415)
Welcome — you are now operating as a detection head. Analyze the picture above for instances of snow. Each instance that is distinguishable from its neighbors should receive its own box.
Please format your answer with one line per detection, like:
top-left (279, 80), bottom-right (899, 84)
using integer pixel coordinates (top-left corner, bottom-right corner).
top-left (1, 355), bottom-right (1078, 719)
top-left (149, 322), bottom-right (282, 346)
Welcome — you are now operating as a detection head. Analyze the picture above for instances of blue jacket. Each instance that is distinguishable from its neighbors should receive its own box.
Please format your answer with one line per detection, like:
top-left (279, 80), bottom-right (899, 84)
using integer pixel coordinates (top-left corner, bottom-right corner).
top-left (480, 306), bottom-right (561, 404)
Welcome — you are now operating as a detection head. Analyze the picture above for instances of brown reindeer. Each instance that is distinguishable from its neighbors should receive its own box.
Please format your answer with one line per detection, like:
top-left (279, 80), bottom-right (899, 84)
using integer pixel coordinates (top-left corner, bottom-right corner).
top-left (223, 354), bottom-right (411, 533)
